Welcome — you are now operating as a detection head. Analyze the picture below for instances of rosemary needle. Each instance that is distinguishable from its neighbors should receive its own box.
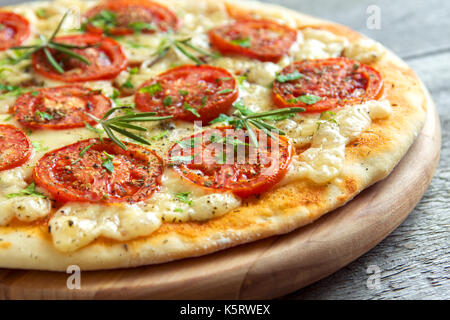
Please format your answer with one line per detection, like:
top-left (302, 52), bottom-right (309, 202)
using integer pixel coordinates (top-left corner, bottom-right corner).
top-left (148, 33), bottom-right (221, 67)
top-left (210, 101), bottom-right (305, 148)
top-left (11, 12), bottom-right (98, 74)
top-left (86, 107), bottom-right (173, 150)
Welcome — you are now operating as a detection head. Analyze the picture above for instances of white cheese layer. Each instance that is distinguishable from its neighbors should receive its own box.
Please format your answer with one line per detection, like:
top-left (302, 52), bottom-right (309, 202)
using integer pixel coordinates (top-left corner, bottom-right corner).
top-left (281, 99), bottom-right (392, 185)
top-left (49, 168), bottom-right (241, 252)
top-left (291, 28), bottom-right (348, 60)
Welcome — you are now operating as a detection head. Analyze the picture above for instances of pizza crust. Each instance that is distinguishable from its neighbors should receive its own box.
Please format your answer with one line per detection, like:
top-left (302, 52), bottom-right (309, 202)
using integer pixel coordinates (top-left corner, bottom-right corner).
top-left (0, 0), bottom-right (428, 271)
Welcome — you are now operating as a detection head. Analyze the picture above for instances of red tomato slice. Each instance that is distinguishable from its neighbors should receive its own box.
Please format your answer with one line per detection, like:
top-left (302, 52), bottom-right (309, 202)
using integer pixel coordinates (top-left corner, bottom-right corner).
top-left (0, 124), bottom-right (32, 171)
top-left (85, 0), bottom-right (179, 36)
top-left (0, 11), bottom-right (30, 51)
top-left (168, 126), bottom-right (294, 198)
top-left (32, 34), bottom-right (127, 82)
top-left (272, 57), bottom-right (384, 113)
top-left (135, 65), bottom-right (239, 123)
top-left (209, 19), bottom-right (297, 62)
top-left (33, 138), bottom-right (164, 203)
top-left (13, 86), bottom-right (112, 130)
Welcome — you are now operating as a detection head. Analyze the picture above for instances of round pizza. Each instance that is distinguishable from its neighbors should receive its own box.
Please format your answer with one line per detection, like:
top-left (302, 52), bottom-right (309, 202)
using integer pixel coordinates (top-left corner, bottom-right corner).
top-left (0, 0), bottom-right (429, 271)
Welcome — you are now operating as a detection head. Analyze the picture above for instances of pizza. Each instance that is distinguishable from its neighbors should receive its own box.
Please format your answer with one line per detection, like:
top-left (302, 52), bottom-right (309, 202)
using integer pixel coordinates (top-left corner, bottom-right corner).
top-left (0, 0), bottom-right (428, 271)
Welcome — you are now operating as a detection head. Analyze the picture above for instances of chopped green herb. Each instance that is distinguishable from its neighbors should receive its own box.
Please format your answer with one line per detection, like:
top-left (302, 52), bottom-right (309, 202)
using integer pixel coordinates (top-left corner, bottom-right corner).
top-left (35, 110), bottom-right (54, 120)
top-left (217, 89), bottom-right (233, 95)
top-left (129, 67), bottom-right (139, 75)
top-left (85, 122), bottom-right (104, 141)
top-left (209, 113), bottom-right (235, 125)
top-left (36, 8), bottom-right (49, 19)
top-left (320, 111), bottom-right (336, 118)
top-left (0, 84), bottom-right (30, 98)
top-left (79, 143), bottom-right (94, 157)
top-left (87, 10), bottom-right (117, 34)
top-left (236, 76), bottom-right (247, 86)
top-left (184, 103), bottom-right (200, 118)
top-left (122, 79), bottom-right (134, 89)
top-left (175, 192), bottom-right (193, 205)
top-left (152, 130), bottom-right (168, 140)
top-left (128, 21), bottom-right (155, 33)
top-left (201, 96), bottom-right (208, 107)
top-left (125, 41), bottom-right (149, 49)
top-left (287, 94), bottom-right (322, 105)
top-left (163, 96), bottom-right (173, 107)
top-left (139, 83), bottom-right (162, 95)
top-left (110, 89), bottom-right (120, 100)
top-left (101, 151), bottom-right (115, 173)
top-left (32, 141), bottom-right (48, 152)
top-left (178, 89), bottom-right (189, 96)
top-left (320, 111), bottom-right (338, 125)
top-left (231, 37), bottom-right (251, 48)
top-left (276, 70), bottom-right (304, 83)
top-left (6, 183), bottom-right (46, 199)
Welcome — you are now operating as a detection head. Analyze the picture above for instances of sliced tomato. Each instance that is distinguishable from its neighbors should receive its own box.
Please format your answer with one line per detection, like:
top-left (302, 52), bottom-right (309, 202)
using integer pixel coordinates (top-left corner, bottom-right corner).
top-left (32, 34), bottom-right (127, 82)
top-left (85, 0), bottom-right (178, 36)
top-left (209, 19), bottom-right (297, 62)
top-left (33, 138), bottom-right (163, 203)
top-left (13, 86), bottom-right (112, 130)
top-left (168, 126), bottom-right (294, 198)
top-left (135, 65), bottom-right (239, 123)
top-left (272, 57), bottom-right (383, 113)
top-left (0, 124), bottom-right (32, 171)
top-left (0, 11), bottom-right (30, 51)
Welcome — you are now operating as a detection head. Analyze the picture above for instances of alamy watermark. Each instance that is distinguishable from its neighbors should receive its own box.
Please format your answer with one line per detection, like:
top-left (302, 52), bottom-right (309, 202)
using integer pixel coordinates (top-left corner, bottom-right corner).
top-left (366, 5), bottom-right (382, 30)
top-left (366, 264), bottom-right (382, 290)
top-left (66, 265), bottom-right (81, 290)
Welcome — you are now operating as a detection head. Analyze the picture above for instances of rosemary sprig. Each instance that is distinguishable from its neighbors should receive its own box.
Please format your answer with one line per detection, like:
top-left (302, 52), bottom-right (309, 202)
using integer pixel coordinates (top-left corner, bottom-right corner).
top-left (147, 33), bottom-right (221, 68)
top-left (11, 12), bottom-right (98, 73)
top-left (210, 101), bottom-right (305, 148)
top-left (85, 107), bottom-right (173, 150)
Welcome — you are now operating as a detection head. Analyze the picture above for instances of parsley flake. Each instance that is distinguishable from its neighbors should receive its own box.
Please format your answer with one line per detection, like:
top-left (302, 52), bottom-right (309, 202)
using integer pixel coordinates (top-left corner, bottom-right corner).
top-left (6, 183), bottom-right (46, 199)
top-left (276, 70), bottom-right (304, 83)
top-left (231, 37), bottom-right (251, 48)
top-left (287, 94), bottom-right (322, 105)
top-left (184, 103), bottom-right (200, 118)
top-left (139, 83), bottom-right (162, 95)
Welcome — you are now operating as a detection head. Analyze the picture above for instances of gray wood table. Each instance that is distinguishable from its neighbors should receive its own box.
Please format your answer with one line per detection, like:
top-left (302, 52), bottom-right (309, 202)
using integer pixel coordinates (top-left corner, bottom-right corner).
top-left (0, 0), bottom-right (448, 300)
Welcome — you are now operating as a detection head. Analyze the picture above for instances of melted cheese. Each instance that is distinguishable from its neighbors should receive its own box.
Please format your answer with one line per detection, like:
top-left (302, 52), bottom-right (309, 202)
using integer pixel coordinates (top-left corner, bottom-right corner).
top-left (50, 168), bottom-right (241, 252)
top-left (344, 38), bottom-right (386, 64)
top-left (50, 203), bottom-right (162, 252)
top-left (291, 28), bottom-right (348, 60)
top-left (0, 0), bottom-right (390, 252)
top-left (282, 99), bottom-right (392, 184)
top-left (0, 196), bottom-right (51, 225)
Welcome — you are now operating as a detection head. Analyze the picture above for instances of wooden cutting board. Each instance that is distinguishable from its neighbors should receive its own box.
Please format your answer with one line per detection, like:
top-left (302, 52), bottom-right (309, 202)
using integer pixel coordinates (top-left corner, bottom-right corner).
top-left (0, 102), bottom-right (441, 300)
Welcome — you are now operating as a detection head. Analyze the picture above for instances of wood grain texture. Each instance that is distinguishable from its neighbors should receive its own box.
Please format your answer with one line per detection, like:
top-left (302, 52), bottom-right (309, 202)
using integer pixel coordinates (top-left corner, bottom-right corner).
top-left (0, 102), bottom-right (441, 300)
top-left (0, 0), bottom-right (448, 300)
